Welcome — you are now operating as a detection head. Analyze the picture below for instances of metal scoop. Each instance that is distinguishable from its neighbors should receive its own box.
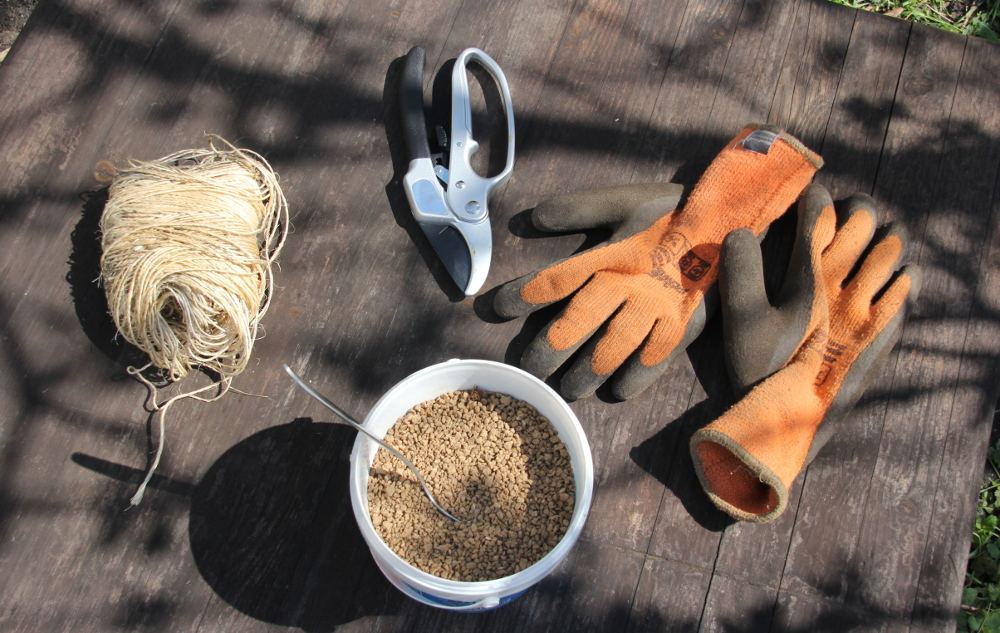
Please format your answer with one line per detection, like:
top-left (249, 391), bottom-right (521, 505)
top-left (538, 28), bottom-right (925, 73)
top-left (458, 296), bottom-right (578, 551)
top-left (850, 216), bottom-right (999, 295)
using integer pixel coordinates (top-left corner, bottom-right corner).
top-left (283, 364), bottom-right (460, 523)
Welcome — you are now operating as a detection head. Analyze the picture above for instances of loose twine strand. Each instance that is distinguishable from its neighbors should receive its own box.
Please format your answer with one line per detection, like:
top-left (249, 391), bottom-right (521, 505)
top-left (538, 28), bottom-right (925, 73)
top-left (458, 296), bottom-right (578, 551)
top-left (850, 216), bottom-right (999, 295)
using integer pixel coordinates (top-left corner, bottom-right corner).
top-left (99, 136), bottom-right (288, 505)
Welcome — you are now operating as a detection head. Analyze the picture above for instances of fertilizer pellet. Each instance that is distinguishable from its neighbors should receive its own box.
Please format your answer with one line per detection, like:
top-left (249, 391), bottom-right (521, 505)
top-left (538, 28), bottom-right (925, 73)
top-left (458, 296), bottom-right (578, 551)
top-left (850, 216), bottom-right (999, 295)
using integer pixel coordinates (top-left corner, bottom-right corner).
top-left (367, 389), bottom-right (575, 581)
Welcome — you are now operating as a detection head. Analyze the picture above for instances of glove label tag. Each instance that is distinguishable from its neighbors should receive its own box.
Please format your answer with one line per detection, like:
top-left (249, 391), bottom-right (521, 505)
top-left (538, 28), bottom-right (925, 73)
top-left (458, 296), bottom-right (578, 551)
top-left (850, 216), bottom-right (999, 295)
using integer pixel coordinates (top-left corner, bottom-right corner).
top-left (741, 129), bottom-right (779, 155)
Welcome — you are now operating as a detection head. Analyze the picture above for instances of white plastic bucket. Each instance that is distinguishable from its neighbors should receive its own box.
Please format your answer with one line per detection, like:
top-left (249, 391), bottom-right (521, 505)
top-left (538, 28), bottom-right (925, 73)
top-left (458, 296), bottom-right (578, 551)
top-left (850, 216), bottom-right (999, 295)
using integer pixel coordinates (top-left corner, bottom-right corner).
top-left (349, 359), bottom-right (594, 612)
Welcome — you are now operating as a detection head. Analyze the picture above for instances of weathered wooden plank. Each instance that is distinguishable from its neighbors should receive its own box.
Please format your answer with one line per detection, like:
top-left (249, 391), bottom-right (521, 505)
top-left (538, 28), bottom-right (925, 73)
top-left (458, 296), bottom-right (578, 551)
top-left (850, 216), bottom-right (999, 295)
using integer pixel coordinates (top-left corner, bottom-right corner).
top-left (0, 0), bottom-right (460, 630)
top-left (696, 0), bottom-right (802, 146)
top-left (770, 6), bottom-right (912, 613)
top-left (641, 318), bottom-right (734, 565)
top-left (470, 0), bottom-right (702, 568)
top-left (773, 590), bottom-right (910, 632)
top-left (506, 0), bottom-right (696, 554)
top-left (775, 19), bottom-right (991, 629)
top-left (704, 0), bottom-right (860, 608)
top-left (0, 2), bottom-right (220, 632)
top-left (837, 21), bottom-right (971, 623)
top-left (495, 0), bottom-right (682, 201)
top-left (699, 575), bottom-right (778, 632)
top-left (0, 0), bottom-right (998, 630)
top-left (814, 9), bottom-right (910, 198)
top-left (167, 8), bottom-right (460, 623)
top-left (630, 0), bottom-right (750, 185)
top-left (907, 32), bottom-right (1000, 630)
top-left (628, 0), bottom-right (758, 580)
top-left (625, 557), bottom-right (712, 633)
top-left (767, 0), bottom-right (857, 150)
top-left (641, 0), bottom-right (815, 590)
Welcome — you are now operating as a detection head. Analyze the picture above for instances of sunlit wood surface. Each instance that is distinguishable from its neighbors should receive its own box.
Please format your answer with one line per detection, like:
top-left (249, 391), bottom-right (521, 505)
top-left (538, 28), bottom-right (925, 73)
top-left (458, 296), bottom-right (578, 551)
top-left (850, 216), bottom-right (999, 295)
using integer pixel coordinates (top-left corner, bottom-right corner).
top-left (0, 0), bottom-right (998, 630)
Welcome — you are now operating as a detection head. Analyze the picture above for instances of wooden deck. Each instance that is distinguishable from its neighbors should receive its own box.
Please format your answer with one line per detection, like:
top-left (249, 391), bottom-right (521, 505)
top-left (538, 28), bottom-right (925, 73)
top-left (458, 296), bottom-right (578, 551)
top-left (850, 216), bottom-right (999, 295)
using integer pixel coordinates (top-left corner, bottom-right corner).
top-left (1, 0), bottom-right (999, 630)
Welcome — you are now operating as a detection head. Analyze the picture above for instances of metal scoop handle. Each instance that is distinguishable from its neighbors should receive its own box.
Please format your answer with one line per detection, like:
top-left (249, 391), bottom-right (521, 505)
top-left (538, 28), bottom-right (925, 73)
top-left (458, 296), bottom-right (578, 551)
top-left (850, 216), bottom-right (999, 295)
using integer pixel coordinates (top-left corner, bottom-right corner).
top-left (283, 365), bottom-right (460, 523)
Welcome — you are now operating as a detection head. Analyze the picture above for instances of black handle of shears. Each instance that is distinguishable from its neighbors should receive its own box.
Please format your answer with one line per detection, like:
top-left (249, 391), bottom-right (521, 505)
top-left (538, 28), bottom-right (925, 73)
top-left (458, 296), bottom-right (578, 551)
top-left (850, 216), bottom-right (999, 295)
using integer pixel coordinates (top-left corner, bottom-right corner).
top-left (400, 46), bottom-right (431, 160)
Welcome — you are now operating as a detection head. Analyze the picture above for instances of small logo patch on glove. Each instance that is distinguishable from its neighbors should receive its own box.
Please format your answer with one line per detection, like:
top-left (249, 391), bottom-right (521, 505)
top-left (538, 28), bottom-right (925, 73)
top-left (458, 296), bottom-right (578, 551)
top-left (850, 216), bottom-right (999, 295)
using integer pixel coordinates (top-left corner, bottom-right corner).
top-left (741, 129), bottom-right (780, 155)
top-left (679, 250), bottom-right (712, 282)
top-left (648, 238), bottom-right (720, 290)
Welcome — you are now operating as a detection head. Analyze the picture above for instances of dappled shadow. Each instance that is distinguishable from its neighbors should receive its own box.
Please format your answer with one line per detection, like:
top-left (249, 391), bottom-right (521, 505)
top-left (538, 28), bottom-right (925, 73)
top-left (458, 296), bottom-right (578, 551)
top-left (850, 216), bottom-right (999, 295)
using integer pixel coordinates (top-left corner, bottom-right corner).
top-left (74, 418), bottom-right (408, 632)
top-left (188, 418), bottom-right (408, 631)
top-left (630, 312), bottom-right (736, 533)
top-left (72, 451), bottom-right (194, 549)
top-left (0, 0), bottom-right (997, 631)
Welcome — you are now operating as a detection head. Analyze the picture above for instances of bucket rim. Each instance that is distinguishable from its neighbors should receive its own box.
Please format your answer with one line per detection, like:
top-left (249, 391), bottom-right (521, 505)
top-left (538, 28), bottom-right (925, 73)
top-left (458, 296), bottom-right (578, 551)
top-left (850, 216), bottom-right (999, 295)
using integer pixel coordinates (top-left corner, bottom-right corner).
top-left (349, 358), bottom-right (594, 596)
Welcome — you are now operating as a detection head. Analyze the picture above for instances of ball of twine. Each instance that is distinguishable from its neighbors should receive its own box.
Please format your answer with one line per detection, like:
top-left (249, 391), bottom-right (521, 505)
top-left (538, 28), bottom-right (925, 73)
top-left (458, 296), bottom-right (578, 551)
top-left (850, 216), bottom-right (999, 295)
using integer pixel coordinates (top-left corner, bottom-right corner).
top-left (99, 136), bottom-right (288, 504)
top-left (101, 137), bottom-right (287, 382)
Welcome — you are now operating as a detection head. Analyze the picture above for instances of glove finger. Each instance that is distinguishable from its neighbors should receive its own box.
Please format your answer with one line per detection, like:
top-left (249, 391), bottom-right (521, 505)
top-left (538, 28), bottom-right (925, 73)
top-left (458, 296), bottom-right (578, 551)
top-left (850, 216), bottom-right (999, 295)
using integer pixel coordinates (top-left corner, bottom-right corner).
top-left (894, 262), bottom-right (922, 312)
top-left (776, 183), bottom-right (837, 308)
top-left (533, 183), bottom-right (684, 239)
top-left (519, 318), bottom-right (590, 380)
top-left (845, 221), bottom-right (910, 309)
top-left (559, 333), bottom-right (614, 401)
top-left (500, 184), bottom-right (682, 317)
top-left (639, 305), bottom-right (698, 369)
top-left (868, 258), bottom-right (919, 330)
top-left (494, 240), bottom-right (637, 318)
top-left (720, 227), bottom-right (781, 394)
top-left (589, 298), bottom-right (661, 376)
top-left (719, 227), bottom-right (770, 325)
top-left (521, 224), bottom-right (673, 306)
top-left (729, 185), bottom-right (835, 392)
top-left (495, 270), bottom-right (548, 318)
top-left (545, 272), bottom-right (628, 353)
top-left (807, 263), bottom-right (921, 464)
top-left (612, 300), bottom-right (707, 400)
top-left (561, 298), bottom-right (674, 400)
top-left (823, 196), bottom-right (877, 290)
top-left (835, 192), bottom-right (879, 231)
top-left (518, 278), bottom-right (627, 378)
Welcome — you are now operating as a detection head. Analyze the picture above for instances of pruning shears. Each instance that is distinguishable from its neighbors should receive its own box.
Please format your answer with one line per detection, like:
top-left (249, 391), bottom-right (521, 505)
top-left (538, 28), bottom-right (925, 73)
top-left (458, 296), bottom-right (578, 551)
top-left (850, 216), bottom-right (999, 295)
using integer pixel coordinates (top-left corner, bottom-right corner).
top-left (399, 46), bottom-right (515, 296)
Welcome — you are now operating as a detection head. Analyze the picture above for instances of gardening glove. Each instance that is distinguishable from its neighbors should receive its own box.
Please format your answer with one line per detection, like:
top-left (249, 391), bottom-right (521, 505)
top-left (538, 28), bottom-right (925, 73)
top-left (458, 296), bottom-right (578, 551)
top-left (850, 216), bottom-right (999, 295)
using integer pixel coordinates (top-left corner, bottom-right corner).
top-left (690, 185), bottom-right (922, 522)
top-left (719, 183), bottom-right (840, 398)
top-left (494, 124), bottom-right (823, 401)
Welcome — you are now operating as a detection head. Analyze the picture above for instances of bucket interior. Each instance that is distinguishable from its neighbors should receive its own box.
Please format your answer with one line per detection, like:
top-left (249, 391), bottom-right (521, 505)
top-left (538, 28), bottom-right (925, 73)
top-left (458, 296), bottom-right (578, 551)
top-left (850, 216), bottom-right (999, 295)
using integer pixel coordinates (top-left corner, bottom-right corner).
top-left (349, 359), bottom-right (594, 606)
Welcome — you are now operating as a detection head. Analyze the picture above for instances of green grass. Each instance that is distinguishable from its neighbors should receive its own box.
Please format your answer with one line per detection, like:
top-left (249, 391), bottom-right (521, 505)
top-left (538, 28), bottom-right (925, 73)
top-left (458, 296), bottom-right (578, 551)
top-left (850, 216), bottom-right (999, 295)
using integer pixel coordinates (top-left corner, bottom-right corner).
top-left (961, 440), bottom-right (1000, 632)
top-left (828, 0), bottom-right (1000, 42)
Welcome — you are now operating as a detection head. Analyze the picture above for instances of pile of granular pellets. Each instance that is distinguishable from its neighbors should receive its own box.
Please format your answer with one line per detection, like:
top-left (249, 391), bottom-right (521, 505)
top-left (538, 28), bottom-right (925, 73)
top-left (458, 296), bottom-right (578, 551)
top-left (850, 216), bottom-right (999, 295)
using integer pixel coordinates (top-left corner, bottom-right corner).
top-left (367, 388), bottom-right (576, 582)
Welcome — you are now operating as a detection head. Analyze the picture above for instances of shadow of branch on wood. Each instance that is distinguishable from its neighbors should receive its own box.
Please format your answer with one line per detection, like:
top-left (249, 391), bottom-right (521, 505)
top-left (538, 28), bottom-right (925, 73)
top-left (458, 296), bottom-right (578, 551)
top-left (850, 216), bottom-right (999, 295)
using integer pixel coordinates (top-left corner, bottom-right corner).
top-left (0, 0), bottom-right (996, 631)
top-left (73, 418), bottom-right (408, 632)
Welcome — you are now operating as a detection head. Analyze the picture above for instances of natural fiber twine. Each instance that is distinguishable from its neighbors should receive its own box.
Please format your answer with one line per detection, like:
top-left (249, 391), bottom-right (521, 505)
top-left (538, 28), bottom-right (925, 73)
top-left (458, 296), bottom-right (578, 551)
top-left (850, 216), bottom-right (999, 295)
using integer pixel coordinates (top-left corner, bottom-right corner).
top-left (99, 136), bottom-right (288, 505)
